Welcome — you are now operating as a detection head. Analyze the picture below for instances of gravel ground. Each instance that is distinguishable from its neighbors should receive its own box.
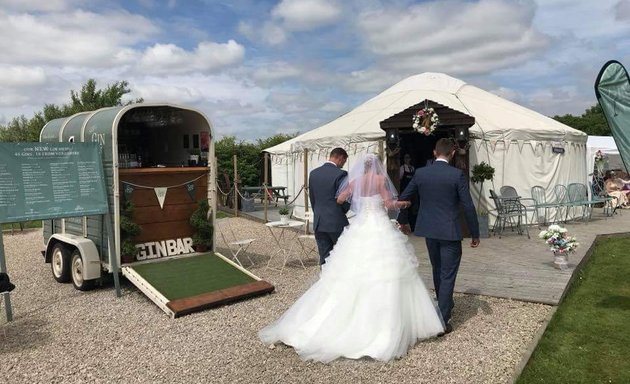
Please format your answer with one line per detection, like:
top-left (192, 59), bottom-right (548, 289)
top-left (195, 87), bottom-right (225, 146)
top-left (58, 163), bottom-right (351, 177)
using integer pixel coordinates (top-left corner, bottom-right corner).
top-left (1, 219), bottom-right (552, 384)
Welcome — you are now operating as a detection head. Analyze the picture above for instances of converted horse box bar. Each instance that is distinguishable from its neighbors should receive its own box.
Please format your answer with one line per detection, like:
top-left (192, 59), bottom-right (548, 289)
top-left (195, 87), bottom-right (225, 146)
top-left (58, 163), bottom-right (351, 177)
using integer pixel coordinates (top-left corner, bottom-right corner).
top-left (39, 103), bottom-right (273, 317)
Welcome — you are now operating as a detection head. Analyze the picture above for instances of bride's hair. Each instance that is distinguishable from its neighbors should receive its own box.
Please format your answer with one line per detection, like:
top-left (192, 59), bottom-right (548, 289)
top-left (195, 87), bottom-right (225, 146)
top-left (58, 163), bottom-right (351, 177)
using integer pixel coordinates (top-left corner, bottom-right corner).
top-left (337, 153), bottom-right (399, 218)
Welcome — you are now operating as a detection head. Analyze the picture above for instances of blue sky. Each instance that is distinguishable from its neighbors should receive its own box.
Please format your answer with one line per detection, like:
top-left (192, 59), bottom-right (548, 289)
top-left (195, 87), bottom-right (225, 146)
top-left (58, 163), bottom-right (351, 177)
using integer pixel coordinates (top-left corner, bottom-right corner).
top-left (1, 0), bottom-right (629, 140)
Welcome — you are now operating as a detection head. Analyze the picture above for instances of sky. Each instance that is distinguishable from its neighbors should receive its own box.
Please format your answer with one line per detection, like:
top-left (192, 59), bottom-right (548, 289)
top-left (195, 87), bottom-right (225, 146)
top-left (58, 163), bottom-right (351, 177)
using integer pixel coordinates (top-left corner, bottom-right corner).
top-left (1, 0), bottom-right (629, 141)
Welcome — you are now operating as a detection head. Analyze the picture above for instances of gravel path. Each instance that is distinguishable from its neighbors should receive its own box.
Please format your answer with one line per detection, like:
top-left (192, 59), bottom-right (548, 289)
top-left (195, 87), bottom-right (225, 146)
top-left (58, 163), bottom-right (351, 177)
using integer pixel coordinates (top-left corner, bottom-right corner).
top-left (1, 220), bottom-right (552, 383)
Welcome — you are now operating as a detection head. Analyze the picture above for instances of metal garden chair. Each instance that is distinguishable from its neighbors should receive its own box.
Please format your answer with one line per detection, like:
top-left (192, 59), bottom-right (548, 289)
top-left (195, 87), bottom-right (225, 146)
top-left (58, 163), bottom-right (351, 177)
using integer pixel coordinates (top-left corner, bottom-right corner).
top-left (590, 180), bottom-right (617, 217)
top-left (217, 220), bottom-right (256, 267)
top-left (530, 185), bottom-right (562, 226)
top-left (291, 209), bottom-right (317, 267)
top-left (499, 185), bottom-right (538, 225)
top-left (489, 189), bottom-right (530, 239)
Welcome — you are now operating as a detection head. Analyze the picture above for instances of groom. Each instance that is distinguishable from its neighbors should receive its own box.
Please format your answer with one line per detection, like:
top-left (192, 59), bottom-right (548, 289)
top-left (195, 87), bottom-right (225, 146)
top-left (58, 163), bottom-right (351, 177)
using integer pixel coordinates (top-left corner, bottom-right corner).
top-left (309, 147), bottom-right (350, 265)
top-left (398, 138), bottom-right (480, 334)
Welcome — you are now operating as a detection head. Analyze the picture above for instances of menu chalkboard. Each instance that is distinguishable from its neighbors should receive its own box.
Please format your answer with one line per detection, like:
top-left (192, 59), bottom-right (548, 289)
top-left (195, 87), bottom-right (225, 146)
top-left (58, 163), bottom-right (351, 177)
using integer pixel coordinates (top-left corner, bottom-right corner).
top-left (0, 143), bottom-right (108, 223)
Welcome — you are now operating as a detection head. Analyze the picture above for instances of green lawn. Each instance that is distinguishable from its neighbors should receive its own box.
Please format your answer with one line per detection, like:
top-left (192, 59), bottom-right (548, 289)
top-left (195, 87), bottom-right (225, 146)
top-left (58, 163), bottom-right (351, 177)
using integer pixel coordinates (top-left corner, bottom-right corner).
top-left (1, 221), bottom-right (42, 231)
top-left (517, 236), bottom-right (630, 384)
top-left (216, 210), bottom-right (231, 219)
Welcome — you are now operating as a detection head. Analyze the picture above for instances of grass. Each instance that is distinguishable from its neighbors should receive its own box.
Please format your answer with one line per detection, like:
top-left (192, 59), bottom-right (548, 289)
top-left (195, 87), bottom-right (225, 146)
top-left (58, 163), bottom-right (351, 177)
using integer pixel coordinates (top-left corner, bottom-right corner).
top-left (216, 210), bottom-right (231, 219)
top-left (130, 253), bottom-right (255, 301)
top-left (1, 221), bottom-right (42, 231)
top-left (517, 236), bottom-right (630, 384)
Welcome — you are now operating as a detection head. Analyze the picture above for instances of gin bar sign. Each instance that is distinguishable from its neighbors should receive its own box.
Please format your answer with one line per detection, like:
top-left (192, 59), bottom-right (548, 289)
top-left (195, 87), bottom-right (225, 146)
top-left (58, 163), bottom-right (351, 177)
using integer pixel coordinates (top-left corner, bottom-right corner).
top-left (135, 237), bottom-right (195, 260)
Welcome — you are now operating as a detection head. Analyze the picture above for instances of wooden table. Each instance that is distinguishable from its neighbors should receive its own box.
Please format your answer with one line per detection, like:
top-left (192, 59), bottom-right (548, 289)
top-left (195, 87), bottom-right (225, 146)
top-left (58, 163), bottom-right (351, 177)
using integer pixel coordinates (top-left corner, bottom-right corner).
top-left (242, 186), bottom-right (289, 206)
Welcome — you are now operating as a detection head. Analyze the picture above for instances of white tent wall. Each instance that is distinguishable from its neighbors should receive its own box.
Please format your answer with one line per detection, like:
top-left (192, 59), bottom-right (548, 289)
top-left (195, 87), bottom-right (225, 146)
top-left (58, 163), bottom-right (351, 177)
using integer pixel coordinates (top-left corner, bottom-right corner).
top-left (270, 141), bottom-right (382, 215)
top-left (471, 139), bottom-right (587, 224)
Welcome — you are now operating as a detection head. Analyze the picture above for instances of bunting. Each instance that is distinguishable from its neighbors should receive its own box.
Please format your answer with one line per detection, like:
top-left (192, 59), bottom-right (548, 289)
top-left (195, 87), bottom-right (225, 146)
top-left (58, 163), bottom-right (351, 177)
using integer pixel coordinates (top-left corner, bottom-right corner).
top-left (123, 183), bottom-right (134, 202)
top-left (154, 187), bottom-right (168, 209)
top-left (185, 182), bottom-right (196, 201)
top-left (517, 140), bottom-right (526, 153)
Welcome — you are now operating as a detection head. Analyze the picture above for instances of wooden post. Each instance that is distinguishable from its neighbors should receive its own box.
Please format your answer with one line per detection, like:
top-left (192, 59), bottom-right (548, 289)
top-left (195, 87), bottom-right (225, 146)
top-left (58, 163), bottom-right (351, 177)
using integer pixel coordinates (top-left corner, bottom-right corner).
top-left (378, 140), bottom-right (384, 162)
top-left (303, 149), bottom-right (309, 234)
top-left (263, 152), bottom-right (269, 222)
top-left (233, 154), bottom-right (238, 217)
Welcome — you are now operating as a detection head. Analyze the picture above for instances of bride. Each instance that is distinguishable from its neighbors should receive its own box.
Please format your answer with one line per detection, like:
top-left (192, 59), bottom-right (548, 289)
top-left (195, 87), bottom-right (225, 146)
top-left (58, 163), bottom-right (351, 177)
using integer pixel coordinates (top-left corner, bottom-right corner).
top-left (258, 153), bottom-right (444, 362)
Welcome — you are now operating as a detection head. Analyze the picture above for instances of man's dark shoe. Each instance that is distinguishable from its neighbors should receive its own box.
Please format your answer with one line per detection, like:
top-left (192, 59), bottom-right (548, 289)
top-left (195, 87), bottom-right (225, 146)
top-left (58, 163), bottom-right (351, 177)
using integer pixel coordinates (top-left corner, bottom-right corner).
top-left (437, 323), bottom-right (453, 337)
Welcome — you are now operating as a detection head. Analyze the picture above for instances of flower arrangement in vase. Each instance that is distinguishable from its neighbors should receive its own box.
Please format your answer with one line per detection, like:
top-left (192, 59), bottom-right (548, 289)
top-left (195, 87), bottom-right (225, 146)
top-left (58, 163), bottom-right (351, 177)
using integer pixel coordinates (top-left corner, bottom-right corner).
top-left (538, 224), bottom-right (579, 270)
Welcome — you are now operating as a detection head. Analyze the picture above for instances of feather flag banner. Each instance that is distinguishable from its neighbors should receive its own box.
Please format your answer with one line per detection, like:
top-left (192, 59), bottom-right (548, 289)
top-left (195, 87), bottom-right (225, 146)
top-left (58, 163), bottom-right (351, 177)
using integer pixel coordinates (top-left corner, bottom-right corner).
top-left (595, 60), bottom-right (630, 172)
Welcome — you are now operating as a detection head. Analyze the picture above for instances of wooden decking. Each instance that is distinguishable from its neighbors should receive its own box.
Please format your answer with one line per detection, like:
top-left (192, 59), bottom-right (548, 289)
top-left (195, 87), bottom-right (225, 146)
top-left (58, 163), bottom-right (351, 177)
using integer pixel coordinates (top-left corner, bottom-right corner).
top-left (230, 204), bottom-right (630, 305)
top-left (407, 208), bottom-right (630, 305)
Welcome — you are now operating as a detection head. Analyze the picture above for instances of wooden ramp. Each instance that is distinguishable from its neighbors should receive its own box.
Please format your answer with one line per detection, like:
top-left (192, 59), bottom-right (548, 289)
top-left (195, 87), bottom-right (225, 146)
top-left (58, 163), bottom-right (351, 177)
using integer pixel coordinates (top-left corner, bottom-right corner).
top-left (122, 252), bottom-right (274, 318)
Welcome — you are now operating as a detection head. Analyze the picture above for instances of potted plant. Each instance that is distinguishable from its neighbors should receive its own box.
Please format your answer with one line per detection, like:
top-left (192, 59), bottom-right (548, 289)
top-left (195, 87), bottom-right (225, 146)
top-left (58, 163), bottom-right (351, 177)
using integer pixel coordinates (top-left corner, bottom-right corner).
top-left (278, 206), bottom-right (290, 224)
top-left (120, 199), bottom-right (141, 263)
top-left (190, 199), bottom-right (213, 252)
top-left (471, 161), bottom-right (495, 238)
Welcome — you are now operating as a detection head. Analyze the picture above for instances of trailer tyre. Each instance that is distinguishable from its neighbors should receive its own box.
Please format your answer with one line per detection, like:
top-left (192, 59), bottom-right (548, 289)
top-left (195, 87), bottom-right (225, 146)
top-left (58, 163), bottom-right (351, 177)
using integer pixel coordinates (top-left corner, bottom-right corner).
top-left (51, 243), bottom-right (71, 283)
top-left (70, 250), bottom-right (95, 291)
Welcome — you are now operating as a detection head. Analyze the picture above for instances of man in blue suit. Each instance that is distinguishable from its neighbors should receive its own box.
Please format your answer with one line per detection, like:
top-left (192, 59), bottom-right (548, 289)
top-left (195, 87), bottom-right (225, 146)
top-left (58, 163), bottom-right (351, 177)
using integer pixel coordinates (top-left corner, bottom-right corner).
top-left (309, 148), bottom-right (350, 265)
top-left (398, 138), bottom-right (480, 334)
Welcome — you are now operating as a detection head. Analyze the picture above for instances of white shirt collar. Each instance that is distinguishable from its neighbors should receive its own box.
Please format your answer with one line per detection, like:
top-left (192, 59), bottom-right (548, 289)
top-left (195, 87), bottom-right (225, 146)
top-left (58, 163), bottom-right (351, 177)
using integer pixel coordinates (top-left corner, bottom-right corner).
top-left (435, 158), bottom-right (449, 163)
top-left (325, 160), bottom-right (337, 166)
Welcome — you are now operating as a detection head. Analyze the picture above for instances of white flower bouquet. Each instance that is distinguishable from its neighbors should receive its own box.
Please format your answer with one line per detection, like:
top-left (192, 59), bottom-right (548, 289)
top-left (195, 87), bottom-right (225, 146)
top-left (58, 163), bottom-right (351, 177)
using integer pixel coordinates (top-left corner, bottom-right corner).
top-left (538, 224), bottom-right (579, 270)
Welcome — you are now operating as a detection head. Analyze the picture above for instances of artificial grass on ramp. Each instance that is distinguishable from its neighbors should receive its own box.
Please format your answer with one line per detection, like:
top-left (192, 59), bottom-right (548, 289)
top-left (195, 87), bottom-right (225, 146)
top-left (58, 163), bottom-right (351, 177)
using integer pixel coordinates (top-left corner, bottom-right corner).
top-left (130, 253), bottom-right (256, 301)
top-left (516, 236), bottom-right (630, 384)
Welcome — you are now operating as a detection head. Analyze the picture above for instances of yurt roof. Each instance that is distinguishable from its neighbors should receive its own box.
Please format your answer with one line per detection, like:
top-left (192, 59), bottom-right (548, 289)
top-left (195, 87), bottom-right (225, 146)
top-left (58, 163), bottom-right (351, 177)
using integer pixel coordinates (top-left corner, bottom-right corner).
top-left (265, 73), bottom-right (586, 154)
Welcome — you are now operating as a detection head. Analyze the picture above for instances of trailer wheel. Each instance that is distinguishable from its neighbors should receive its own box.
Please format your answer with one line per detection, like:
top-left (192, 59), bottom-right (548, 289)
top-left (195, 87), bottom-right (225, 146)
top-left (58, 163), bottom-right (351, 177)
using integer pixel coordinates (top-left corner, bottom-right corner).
top-left (51, 243), bottom-right (71, 283)
top-left (70, 250), bottom-right (95, 291)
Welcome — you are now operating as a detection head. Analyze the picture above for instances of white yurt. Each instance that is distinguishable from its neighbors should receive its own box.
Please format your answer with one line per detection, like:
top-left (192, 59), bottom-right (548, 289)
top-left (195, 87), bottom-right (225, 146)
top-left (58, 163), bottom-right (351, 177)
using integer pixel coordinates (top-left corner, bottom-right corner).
top-left (265, 73), bottom-right (588, 222)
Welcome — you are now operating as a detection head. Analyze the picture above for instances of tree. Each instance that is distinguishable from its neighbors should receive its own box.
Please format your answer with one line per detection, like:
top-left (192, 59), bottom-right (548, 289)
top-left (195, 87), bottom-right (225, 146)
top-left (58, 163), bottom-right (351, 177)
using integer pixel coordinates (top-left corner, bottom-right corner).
top-left (0, 79), bottom-right (141, 142)
top-left (215, 133), bottom-right (296, 190)
top-left (553, 104), bottom-right (610, 135)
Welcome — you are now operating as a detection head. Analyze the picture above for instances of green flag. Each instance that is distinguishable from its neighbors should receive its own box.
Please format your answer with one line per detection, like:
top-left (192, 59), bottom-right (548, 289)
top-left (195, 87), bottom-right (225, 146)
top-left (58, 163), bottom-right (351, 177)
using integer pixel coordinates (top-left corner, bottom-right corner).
top-left (595, 60), bottom-right (630, 172)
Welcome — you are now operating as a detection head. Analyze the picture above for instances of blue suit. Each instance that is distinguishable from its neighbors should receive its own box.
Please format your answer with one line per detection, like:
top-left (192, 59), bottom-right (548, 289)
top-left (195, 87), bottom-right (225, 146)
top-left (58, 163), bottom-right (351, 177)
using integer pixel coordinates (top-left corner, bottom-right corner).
top-left (399, 160), bottom-right (479, 324)
top-left (309, 162), bottom-right (350, 265)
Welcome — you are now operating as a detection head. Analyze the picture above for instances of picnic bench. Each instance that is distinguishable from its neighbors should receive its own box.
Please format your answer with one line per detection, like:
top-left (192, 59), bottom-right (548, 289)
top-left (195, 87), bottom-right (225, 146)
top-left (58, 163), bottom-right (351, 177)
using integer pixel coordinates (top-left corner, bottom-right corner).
top-left (242, 186), bottom-right (290, 206)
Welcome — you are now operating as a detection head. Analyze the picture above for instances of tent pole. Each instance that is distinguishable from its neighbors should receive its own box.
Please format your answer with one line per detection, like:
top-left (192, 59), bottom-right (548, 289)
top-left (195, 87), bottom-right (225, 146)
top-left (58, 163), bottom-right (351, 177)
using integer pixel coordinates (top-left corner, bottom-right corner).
top-left (263, 152), bottom-right (269, 222)
top-left (233, 154), bottom-right (238, 217)
top-left (378, 140), bottom-right (384, 162)
top-left (303, 149), bottom-right (309, 234)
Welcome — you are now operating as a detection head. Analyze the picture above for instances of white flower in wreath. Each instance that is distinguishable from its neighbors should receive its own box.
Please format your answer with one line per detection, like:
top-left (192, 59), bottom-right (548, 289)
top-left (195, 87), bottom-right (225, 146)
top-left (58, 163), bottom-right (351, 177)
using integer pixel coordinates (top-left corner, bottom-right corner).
top-left (412, 107), bottom-right (439, 135)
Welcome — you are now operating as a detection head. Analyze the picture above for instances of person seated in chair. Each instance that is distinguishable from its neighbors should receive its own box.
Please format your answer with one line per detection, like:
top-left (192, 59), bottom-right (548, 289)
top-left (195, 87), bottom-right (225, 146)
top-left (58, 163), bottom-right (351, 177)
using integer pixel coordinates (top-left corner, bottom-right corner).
top-left (604, 173), bottom-right (630, 207)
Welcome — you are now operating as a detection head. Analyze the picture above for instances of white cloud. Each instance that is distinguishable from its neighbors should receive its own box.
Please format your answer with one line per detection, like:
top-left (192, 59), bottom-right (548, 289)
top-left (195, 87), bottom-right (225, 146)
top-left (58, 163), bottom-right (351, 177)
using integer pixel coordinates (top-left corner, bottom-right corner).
top-left (344, 68), bottom-right (402, 94)
top-left (525, 86), bottom-right (592, 116)
top-left (251, 62), bottom-right (302, 84)
top-left (238, 20), bottom-right (287, 46)
top-left (353, 0), bottom-right (550, 86)
top-left (271, 0), bottom-right (341, 31)
top-left (0, 65), bottom-right (46, 86)
top-left (0, 9), bottom-right (157, 66)
top-left (615, 0), bottom-right (630, 20)
top-left (130, 74), bottom-right (268, 106)
top-left (138, 40), bottom-right (245, 74)
top-left (0, 0), bottom-right (80, 11)
top-left (239, 0), bottom-right (341, 45)
top-left (0, 93), bottom-right (31, 107)
top-left (321, 101), bottom-right (346, 112)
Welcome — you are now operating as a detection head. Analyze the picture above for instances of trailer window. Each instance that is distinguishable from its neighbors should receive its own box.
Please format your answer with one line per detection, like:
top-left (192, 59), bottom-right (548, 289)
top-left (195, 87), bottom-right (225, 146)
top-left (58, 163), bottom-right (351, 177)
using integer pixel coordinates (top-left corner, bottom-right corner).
top-left (183, 134), bottom-right (190, 149)
top-left (193, 134), bottom-right (199, 149)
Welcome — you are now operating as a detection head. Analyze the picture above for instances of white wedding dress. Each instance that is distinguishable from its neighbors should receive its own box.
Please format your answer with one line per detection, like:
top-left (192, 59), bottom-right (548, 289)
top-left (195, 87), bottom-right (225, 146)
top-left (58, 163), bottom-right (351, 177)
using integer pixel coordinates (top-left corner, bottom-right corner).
top-left (258, 195), bottom-right (444, 362)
